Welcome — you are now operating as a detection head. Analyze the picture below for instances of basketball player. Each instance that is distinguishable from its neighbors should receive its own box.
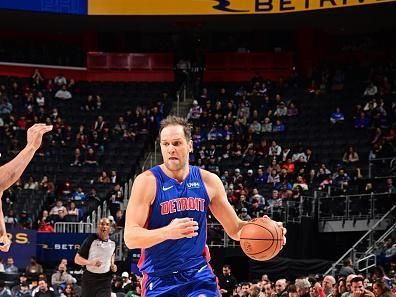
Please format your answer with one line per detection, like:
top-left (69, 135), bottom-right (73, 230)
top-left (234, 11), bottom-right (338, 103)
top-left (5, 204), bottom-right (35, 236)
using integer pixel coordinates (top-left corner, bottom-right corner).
top-left (124, 115), bottom-right (286, 297)
top-left (0, 123), bottom-right (53, 252)
top-left (74, 217), bottom-right (117, 297)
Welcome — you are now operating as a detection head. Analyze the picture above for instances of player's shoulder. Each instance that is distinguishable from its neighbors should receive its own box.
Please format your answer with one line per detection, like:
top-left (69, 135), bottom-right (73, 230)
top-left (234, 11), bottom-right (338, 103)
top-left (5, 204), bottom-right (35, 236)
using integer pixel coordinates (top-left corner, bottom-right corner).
top-left (134, 170), bottom-right (156, 184)
top-left (199, 168), bottom-right (222, 186)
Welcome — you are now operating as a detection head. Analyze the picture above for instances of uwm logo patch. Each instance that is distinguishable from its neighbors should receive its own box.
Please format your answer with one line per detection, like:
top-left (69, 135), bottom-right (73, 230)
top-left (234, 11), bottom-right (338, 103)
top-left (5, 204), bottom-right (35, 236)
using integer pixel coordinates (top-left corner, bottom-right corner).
top-left (187, 182), bottom-right (200, 189)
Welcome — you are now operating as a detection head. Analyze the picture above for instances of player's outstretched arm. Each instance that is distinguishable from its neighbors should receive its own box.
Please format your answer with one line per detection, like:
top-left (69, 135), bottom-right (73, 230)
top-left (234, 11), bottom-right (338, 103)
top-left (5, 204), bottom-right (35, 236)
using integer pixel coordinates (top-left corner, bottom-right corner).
top-left (124, 172), bottom-right (199, 249)
top-left (0, 192), bottom-right (11, 252)
top-left (0, 124), bottom-right (52, 192)
top-left (204, 170), bottom-right (247, 241)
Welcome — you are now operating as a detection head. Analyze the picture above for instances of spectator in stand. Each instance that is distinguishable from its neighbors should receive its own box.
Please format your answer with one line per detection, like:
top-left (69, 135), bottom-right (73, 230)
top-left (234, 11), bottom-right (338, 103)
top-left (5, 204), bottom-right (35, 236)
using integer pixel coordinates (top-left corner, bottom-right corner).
top-left (372, 280), bottom-right (393, 297)
top-left (384, 178), bottom-right (395, 193)
top-left (274, 101), bottom-right (288, 117)
top-left (261, 117), bottom-right (273, 133)
top-left (4, 257), bottom-right (18, 273)
top-left (110, 170), bottom-right (118, 184)
top-left (36, 91), bottom-right (45, 108)
top-left (0, 280), bottom-right (12, 297)
top-left (70, 148), bottom-right (83, 167)
top-left (235, 194), bottom-right (250, 212)
top-left (250, 120), bottom-right (262, 135)
top-left (342, 146), bottom-right (360, 165)
top-left (72, 187), bottom-right (86, 202)
top-left (250, 188), bottom-right (266, 206)
top-left (51, 262), bottom-right (75, 290)
top-left (275, 279), bottom-right (288, 297)
top-left (287, 102), bottom-right (299, 117)
top-left (92, 116), bottom-right (106, 133)
top-left (273, 119), bottom-right (286, 133)
top-left (350, 276), bottom-right (375, 297)
top-left (54, 85), bottom-right (72, 100)
top-left (0, 98), bottom-right (13, 115)
top-left (32, 68), bottom-right (44, 85)
top-left (84, 148), bottom-right (98, 166)
top-left (49, 200), bottom-right (67, 216)
top-left (330, 107), bottom-right (345, 125)
top-left (238, 208), bottom-right (252, 221)
top-left (54, 74), bottom-right (67, 86)
top-left (264, 282), bottom-right (274, 297)
top-left (24, 176), bottom-right (39, 190)
top-left (354, 112), bottom-right (370, 129)
top-left (16, 211), bottom-right (32, 229)
top-left (34, 278), bottom-right (56, 297)
top-left (339, 258), bottom-right (355, 277)
top-left (67, 202), bottom-right (80, 221)
top-left (98, 171), bottom-right (111, 184)
top-left (218, 265), bottom-right (238, 297)
top-left (114, 209), bottom-right (125, 228)
top-left (333, 168), bottom-right (351, 192)
top-left (26, 256), bottom-right (43, 276)
top-left (295, 278), bottom-right (311, 297)
top-left (113, 116), bottom-right (127, 136)
top-left (38, 218), bottom-right (54, 233)
top-left (187, 100), bottom-right (202, 122)
top-left (363, 82), bottom-right (378, 97)
top-left (269, 140), bottom-right (282, 157)
top-left (11, 272), bottom-right (30, 296)
top-left (322, 275), bottom-right (336, 297)
top-left (82, 95), bottom-right (95, 112)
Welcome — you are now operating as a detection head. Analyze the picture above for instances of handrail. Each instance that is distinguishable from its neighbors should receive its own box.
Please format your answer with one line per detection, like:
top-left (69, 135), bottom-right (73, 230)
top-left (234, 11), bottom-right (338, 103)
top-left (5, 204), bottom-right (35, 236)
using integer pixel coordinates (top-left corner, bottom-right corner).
top-left (54, 222), bottom-right (94, 233)
top-left (324, 205), bottom-right (396, 276)
top-left (318, 192), bottom-right (391, 199)
top-left (368, 156), bottom-right (395, 178)
top-left (364, 222), bottom-right (396, 255)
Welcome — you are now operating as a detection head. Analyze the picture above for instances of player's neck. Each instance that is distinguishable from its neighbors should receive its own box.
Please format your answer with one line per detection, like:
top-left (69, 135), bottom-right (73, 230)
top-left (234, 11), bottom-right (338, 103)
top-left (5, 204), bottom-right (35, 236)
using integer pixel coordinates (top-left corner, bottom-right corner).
top-left (160, 164), bottom-right (189, 183)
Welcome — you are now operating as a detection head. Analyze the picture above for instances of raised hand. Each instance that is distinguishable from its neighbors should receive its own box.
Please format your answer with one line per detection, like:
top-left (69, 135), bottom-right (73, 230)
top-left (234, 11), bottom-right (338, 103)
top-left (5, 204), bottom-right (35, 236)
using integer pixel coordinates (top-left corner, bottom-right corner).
top-left (26, 124), bottom-right (53, 150)
top-left (0, 233), bottom-right (11, 252)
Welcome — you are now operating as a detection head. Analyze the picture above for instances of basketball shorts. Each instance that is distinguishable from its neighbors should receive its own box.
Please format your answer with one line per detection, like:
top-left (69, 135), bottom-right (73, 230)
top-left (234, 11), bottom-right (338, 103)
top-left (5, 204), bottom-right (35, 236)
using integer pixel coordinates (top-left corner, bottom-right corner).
top-left (81, 270), bottom-right (112, 297)
top-left (142, 263), bottom-right (220, 297)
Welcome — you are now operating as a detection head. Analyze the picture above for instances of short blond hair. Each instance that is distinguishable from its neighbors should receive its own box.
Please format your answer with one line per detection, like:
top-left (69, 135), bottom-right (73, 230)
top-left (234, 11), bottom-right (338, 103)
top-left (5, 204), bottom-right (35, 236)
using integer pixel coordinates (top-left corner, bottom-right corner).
top-left (159, 115), bottom-right (192, 141)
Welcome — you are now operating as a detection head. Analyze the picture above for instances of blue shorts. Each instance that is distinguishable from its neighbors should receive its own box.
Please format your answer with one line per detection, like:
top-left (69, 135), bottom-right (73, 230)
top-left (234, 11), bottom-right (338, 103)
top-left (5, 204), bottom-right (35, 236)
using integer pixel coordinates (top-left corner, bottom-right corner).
top-left (142, 264), bottom-right (220, 297)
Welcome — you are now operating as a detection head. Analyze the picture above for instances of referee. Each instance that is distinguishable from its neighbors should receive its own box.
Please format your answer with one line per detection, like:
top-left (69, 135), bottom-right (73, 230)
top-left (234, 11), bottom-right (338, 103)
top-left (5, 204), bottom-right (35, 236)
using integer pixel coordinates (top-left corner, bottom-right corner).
top-left (75, 217), bottom-right (117, 297)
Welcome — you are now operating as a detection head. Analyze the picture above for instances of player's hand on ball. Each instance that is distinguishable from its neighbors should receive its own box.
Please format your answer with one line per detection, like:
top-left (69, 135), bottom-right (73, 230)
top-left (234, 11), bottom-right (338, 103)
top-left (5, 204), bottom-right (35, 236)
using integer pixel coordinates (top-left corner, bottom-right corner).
top-left (0, 233), bottom-right (11, 252)
top-left (111, 264), bottom-right (117, 272)
top-left (263, 215), bottom-right (287, 248)
top-left (26, 123), bottom-right (53, 150)
top-left (165, 218), bottom-right (199, 240)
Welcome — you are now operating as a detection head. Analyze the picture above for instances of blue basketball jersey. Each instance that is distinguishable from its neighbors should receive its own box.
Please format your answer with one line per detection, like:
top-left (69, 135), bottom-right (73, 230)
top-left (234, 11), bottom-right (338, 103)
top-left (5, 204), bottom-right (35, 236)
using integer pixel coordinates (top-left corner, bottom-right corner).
top-left (138, 165), bottom-right (211, 276)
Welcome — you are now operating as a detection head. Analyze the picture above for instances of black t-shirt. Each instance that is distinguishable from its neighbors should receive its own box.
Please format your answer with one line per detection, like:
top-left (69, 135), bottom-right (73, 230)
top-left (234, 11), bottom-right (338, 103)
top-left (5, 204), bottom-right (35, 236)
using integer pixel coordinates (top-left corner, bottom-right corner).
top-left (218, 274), bottom-right (237, 297)
top-left (78, 234), bottom-right (116, 276)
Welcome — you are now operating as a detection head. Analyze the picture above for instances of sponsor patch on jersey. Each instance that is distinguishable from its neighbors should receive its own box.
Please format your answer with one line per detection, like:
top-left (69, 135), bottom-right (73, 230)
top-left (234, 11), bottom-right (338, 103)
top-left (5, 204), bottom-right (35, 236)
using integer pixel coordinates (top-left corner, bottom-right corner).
top-left (187, 182), bottom-right (200, 189)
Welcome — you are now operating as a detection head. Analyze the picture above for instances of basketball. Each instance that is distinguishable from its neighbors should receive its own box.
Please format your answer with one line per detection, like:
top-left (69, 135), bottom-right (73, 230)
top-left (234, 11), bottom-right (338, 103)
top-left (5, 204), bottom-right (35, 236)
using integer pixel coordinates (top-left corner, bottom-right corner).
top-left (240, 217), bottom-right (283, 261)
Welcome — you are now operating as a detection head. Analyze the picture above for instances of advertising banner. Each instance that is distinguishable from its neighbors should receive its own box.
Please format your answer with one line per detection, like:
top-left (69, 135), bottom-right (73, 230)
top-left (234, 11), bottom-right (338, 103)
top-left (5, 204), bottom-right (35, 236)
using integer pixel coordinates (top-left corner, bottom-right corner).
top-left (36, 233), bottom-right (90, 264)
top-left (88, 0), bottom-right (396, 15)
top-left (0, 0), bottom-right (87, 15)
top-left (2, 227), bottom-right (37, 269)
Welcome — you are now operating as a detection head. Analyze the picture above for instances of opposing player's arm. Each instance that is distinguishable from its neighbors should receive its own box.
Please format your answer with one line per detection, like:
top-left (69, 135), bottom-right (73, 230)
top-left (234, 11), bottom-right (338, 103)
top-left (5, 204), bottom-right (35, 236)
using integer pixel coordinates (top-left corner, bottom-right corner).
top-left (124, 171), bottom-right (198, 249)
top-left (0, 124), bottom-right (52, 192)
top-left (204, 170), bottom-right (247, 241)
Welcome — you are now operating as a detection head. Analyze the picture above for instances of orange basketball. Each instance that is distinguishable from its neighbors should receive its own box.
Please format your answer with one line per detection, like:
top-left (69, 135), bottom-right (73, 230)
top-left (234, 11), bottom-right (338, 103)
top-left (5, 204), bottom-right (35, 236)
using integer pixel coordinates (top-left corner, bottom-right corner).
top-left (240, 217), bottom-right (283, 261)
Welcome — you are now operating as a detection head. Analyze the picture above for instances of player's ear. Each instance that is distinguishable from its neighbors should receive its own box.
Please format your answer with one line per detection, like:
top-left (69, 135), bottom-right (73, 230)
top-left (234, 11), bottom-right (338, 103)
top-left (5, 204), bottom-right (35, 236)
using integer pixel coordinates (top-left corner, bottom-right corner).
top-left (188, 139), bottom-right (193, 153)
